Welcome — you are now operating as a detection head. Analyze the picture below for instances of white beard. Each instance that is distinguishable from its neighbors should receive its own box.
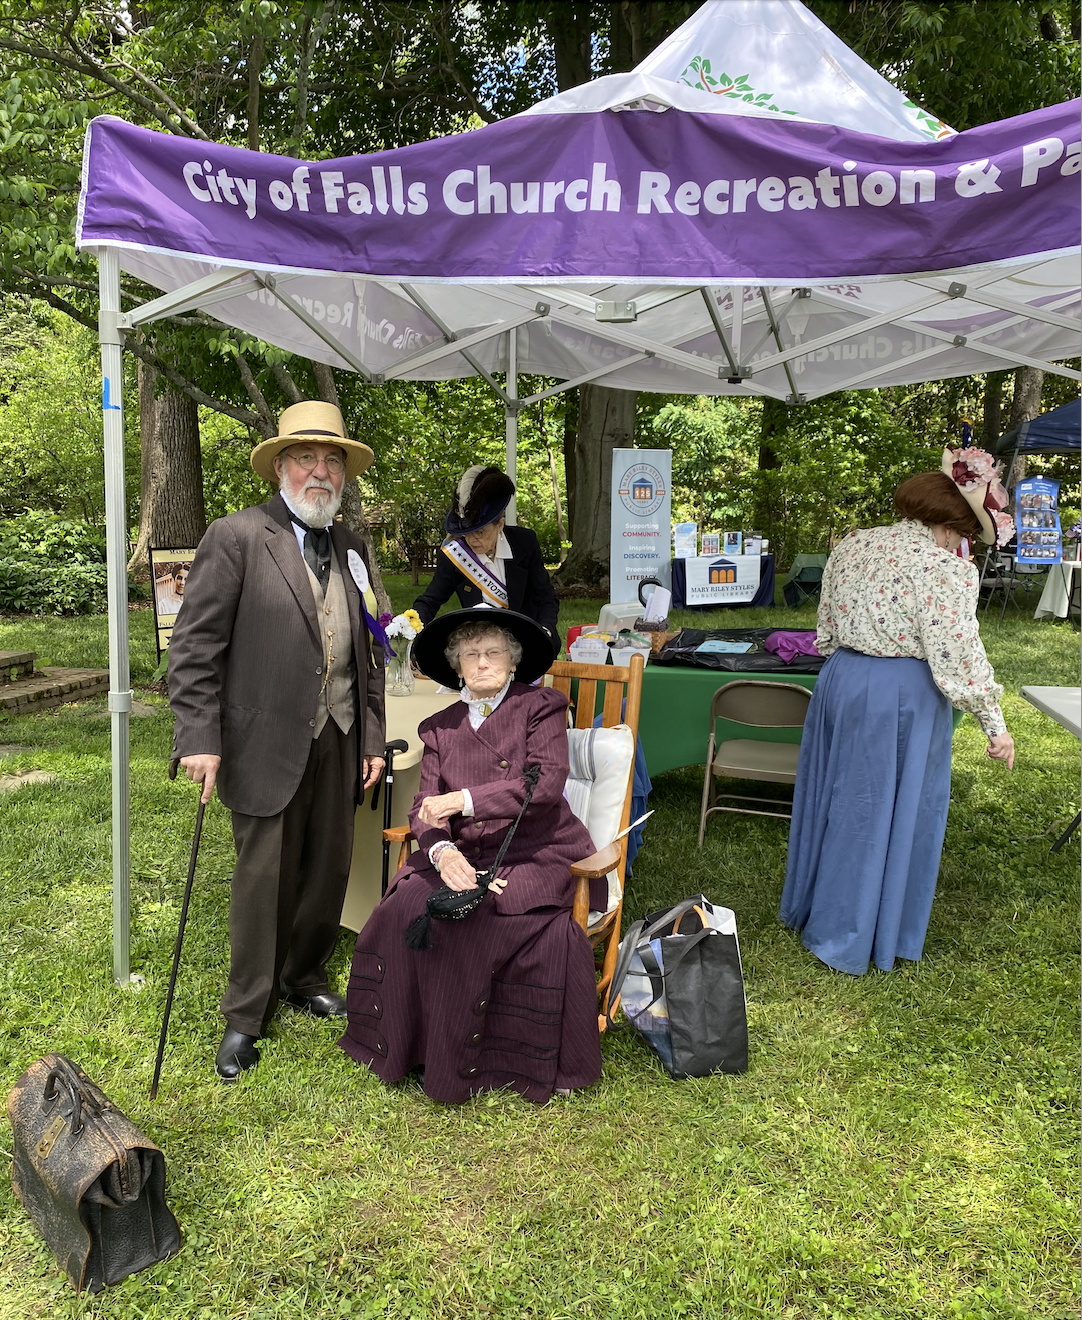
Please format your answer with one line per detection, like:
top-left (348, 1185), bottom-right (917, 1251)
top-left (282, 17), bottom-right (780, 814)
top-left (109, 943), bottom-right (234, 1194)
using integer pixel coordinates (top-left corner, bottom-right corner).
top-left (281, 477), bottom-right (342, 527)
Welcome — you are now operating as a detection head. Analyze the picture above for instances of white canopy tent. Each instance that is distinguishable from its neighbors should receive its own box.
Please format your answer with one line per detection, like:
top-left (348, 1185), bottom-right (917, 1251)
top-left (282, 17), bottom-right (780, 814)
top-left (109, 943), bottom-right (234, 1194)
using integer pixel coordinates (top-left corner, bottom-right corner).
top-left (77, 0), bottom-right (1080, 982)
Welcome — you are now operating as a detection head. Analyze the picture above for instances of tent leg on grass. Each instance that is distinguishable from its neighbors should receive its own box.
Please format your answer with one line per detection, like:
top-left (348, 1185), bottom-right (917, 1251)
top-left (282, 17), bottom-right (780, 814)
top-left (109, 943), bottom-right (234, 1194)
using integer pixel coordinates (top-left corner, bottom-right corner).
top-left (98, 247), bottom-right (140, 990)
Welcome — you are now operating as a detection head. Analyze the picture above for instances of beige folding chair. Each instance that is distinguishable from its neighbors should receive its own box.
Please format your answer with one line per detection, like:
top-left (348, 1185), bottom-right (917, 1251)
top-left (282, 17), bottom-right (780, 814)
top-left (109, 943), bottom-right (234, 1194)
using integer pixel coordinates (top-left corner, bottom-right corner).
top-left (698, 679), bottom-right (812, 846)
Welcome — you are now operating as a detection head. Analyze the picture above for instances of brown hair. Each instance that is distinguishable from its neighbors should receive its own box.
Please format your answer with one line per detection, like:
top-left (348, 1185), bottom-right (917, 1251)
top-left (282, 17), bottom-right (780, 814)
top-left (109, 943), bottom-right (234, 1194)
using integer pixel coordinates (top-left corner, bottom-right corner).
top-left (894, 472), bottom-right (982, 540)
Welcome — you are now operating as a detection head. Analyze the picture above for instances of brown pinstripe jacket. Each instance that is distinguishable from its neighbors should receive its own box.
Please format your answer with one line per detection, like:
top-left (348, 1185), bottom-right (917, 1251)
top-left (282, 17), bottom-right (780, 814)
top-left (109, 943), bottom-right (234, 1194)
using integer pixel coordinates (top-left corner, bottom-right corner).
top-left (168, 494), bottom-right (386, 817)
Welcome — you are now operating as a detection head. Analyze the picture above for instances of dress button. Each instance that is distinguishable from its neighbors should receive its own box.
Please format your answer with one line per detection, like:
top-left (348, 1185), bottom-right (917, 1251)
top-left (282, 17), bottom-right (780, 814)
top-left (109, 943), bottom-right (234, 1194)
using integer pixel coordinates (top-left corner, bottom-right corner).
top-left (471, 1033), bottom-right (481, 1043)
top-left (316, 666), bottom-right (322, 674)
top-left (468, 1067), bottom-right (477, 1076)
top-left (499, 760), bottom-right (508, 769)
top-left (309, 719), bottom-right (316, 727)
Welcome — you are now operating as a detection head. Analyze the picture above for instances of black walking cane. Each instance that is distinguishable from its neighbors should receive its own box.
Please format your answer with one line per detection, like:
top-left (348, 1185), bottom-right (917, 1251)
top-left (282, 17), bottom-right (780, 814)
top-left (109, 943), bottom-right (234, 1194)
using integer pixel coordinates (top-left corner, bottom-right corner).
top-left (150, 759), bottom-right (206, 1100)
top-left (371, 739), bottom-right (409, 894)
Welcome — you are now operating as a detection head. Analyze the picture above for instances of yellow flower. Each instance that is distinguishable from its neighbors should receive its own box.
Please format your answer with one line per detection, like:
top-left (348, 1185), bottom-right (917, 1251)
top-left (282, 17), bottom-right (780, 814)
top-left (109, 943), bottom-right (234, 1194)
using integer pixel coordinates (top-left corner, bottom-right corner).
top-left (403, 609), bottom-right (423, 631)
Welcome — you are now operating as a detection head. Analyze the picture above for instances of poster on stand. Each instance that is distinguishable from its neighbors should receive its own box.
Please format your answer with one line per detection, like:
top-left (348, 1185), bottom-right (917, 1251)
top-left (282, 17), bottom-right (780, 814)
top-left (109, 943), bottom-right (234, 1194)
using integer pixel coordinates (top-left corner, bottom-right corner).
top-left (684, 555), bottom-right (762, 605)
top-left (150, 546), bottom-right (197, 657)
top-left (1015, 477), bottom-right (1062, 564)
top-left (610, 449), bottom-right (672, 603)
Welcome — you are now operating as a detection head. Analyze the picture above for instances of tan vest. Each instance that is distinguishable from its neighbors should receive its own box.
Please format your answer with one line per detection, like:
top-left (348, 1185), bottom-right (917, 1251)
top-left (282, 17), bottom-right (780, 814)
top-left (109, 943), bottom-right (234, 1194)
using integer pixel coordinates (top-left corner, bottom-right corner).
top-left (304, 545), bottom-right (356, 736)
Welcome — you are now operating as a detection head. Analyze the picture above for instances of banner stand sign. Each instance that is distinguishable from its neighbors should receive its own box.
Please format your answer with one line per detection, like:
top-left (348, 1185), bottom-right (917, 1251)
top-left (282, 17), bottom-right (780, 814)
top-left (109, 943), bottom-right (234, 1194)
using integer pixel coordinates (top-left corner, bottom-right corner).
top-left (149, 547), bottom-right (197, 658)
top-left (1015, 476), bottom-right (1063, 564)
top-left (610, 449), bottom-right (672, 604)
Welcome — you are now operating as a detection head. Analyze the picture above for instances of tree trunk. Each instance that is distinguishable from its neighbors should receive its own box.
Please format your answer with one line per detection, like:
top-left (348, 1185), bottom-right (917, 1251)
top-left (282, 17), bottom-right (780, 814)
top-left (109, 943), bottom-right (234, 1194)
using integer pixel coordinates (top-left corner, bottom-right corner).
top-left (538, 397), bottom-right (566, 548)
top-left (751, 398), bottom-right (787, 553)
top-left (1006, 365), bottom-right (1044, 489)
top-left (555, 383), bottom-right (635, 587)
top-left (310, 359), bottom-right (392, 613)
top-left (127, 360), bottom-right (206, 572)
top-left (981, 370), bottom-right (1007, 449)
top-left (339, 478), bottom-right (391, 615)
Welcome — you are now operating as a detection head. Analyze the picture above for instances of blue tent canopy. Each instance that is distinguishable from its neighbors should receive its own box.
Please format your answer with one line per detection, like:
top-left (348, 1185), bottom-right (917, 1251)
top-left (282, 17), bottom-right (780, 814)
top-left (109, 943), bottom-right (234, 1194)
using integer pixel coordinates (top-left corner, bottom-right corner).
top-left (996, 398), bottom-right (1081, 456)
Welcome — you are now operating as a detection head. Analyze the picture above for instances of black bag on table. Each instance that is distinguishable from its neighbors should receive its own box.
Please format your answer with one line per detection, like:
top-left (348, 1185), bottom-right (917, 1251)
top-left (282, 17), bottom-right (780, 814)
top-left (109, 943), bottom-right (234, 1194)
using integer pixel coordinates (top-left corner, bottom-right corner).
top-left (608, 895), bottom-right (748, 1078)
top-left (7, 1054), bottom-right (181, 1292)
top-left (653, 627), bottom-right (824, 673)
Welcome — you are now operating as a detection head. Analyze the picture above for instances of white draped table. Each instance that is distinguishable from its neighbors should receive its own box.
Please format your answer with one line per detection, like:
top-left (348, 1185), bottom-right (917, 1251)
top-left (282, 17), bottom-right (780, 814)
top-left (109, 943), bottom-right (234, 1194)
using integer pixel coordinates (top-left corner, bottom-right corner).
top-left (340, 678), bottom-right (457, 933)
top-left (1034, 559), bottom-right (1081, 620)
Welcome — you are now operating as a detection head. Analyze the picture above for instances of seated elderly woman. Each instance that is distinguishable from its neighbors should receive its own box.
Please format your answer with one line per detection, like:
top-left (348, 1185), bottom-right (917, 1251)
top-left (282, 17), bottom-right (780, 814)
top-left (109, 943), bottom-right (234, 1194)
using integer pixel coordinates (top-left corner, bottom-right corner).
top-left (339, 609), bottom-right (604, 1103)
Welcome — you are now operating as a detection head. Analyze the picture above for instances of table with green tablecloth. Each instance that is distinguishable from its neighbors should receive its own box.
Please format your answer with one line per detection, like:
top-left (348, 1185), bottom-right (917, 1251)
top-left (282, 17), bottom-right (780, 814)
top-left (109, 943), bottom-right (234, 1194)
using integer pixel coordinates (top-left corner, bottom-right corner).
top-left (637, 662), bottom-right (963, 778)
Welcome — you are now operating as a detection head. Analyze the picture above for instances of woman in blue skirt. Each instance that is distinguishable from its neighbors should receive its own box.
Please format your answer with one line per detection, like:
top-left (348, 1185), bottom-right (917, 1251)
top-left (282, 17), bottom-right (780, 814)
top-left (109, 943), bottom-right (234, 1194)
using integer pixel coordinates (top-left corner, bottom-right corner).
top-left (781, 450), bottom-right (1016, 975)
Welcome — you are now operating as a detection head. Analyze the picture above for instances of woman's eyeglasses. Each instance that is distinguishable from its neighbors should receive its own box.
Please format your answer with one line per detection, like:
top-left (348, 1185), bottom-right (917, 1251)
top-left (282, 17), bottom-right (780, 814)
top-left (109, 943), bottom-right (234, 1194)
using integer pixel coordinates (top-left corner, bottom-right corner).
top-left (461, 648), bottom-right (510, 664)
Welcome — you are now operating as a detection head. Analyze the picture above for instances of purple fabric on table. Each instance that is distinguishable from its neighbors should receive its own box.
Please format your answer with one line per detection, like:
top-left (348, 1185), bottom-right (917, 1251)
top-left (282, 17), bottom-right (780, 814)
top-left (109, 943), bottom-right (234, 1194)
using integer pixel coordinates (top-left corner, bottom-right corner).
top-left (764, 631), bottom-right (822, 663)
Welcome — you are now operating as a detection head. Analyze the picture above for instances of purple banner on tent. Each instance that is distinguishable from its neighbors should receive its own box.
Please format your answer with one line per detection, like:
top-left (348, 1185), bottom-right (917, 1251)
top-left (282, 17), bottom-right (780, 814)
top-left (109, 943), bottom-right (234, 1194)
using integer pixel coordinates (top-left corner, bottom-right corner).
top-left (78, 101), bottom-right (1080, 282)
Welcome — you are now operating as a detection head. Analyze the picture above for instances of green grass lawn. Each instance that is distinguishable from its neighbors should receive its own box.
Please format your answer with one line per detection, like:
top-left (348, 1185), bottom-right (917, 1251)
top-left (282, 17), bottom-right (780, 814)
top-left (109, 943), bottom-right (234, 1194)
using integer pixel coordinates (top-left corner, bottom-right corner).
top-left (0, 589), bottom-right (1078, 1319)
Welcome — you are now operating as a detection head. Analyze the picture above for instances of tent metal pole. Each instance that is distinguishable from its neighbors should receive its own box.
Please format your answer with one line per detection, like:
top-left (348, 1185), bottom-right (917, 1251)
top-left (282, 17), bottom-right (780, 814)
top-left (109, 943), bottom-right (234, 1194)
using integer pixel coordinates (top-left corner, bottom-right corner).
top-left (505, 325), bottom-right (518, 525)
top-left (519, 352), bottom-right (652, 406)
top-left (98, 249), bottom-right (135, 988)
top-left (400, 284), bottom-right (512, 404)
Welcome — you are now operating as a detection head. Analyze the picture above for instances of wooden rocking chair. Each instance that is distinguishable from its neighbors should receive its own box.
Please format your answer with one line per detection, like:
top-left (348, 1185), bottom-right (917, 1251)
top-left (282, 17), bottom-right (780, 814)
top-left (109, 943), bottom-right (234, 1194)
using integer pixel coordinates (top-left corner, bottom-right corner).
top-left (383, 652), bottom-right (645, 1033)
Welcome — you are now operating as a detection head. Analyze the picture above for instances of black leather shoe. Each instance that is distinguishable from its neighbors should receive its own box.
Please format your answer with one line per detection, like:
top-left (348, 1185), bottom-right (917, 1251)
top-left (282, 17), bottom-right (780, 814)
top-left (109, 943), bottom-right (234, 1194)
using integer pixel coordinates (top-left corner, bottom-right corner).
top-left (215, 1028), bottom-right (260, 1082)
top-left (280, 988), bottom-right (348, 1018)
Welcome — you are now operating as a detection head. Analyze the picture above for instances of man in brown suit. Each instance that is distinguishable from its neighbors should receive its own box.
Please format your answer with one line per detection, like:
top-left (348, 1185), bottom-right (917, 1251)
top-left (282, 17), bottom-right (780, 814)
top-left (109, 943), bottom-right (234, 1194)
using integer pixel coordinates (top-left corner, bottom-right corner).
top-left (169, 401), bottom-right (387, 1081)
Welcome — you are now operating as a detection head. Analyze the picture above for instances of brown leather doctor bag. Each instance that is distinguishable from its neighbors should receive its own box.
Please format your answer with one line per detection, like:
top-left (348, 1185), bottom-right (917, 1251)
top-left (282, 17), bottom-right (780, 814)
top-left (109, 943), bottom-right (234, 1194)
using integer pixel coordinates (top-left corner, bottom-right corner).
top-left (7, 1054), bottom-right (181, 1292)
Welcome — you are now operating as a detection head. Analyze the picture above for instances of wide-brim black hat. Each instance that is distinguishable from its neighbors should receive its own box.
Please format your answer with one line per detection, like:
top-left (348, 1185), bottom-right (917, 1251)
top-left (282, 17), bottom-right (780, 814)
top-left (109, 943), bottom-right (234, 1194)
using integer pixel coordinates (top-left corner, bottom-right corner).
top-left (444, 465), bottom-right (515, 537)
top-left (412, 608), bottom-right (554, 688)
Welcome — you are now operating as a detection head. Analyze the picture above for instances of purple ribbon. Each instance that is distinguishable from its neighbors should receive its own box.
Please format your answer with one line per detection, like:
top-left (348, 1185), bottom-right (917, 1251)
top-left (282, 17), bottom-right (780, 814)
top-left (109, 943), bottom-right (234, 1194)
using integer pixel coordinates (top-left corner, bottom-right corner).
top-left (362, 604), bottom-right (395, 661)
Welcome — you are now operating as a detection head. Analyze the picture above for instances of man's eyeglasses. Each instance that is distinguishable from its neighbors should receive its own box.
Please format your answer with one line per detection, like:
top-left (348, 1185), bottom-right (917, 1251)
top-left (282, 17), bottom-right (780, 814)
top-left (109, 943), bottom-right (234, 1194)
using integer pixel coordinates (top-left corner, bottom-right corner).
top-left (285, 448), bottom-right (346, 474)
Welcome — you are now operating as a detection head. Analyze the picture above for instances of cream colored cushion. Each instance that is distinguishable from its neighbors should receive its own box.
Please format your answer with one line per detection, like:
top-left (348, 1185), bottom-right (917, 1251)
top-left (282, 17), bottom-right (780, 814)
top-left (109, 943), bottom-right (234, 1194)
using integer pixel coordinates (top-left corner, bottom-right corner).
top-left (566, 724), bottom-right (635, 920)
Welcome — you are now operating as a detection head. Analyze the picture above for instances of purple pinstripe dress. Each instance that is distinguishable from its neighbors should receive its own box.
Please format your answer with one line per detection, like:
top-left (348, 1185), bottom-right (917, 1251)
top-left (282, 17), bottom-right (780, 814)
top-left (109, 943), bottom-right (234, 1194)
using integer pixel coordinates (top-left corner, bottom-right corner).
top-left (340, 684), bottom-right (605, 1103)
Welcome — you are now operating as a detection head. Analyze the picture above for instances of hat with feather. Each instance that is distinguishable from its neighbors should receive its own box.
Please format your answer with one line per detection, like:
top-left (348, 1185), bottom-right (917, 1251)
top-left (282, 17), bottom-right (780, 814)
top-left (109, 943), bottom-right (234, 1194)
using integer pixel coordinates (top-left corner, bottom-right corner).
top-left (445, 465), bottom-right (515, 537)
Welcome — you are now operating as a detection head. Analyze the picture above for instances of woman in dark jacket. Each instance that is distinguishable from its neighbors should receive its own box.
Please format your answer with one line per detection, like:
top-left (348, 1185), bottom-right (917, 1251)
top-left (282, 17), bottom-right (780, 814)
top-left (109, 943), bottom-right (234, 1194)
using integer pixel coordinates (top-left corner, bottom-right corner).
top-left (339, 609), bottom-right (602, 1104)
top-left (413, 465), bottom-right (561, 655)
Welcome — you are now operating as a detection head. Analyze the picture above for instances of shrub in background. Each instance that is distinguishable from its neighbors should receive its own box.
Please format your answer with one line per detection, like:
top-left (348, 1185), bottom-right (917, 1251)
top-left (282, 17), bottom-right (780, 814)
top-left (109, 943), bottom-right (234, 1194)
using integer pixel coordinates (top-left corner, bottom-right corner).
top-left (0, 511), bottom-right (110, 614)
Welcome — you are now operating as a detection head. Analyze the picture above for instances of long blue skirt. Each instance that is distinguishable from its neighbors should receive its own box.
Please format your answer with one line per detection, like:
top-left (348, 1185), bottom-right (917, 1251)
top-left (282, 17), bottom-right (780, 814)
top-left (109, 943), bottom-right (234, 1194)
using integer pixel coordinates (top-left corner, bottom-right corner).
top-left (779, 649), bottom-right (954, 975)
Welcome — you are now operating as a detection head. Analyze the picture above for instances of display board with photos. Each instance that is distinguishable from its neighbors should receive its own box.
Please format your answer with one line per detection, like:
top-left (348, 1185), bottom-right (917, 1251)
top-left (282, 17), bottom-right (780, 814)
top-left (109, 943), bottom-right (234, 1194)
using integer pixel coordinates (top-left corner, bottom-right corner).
top-left (150, 547), bottom-right (198, 657)
top-left (1015, 478), bottom-right (1062, 565)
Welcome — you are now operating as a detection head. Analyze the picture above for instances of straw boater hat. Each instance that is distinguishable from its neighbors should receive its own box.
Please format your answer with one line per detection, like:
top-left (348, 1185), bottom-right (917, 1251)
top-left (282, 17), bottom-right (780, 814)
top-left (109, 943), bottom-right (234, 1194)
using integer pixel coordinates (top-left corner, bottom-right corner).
top-left (412, 608), bottom-right (554, 689)
top-left (940, 447), bottom-right (1012, 546)
top-left (250, 401), bottom-right (374, 484)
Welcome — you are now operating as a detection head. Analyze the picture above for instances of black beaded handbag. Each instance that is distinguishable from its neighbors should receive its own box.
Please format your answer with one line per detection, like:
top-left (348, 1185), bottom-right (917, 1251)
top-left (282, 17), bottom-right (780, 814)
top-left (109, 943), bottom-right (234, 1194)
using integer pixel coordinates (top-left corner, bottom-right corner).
top-left (404, 763), bottom-right (541, 950)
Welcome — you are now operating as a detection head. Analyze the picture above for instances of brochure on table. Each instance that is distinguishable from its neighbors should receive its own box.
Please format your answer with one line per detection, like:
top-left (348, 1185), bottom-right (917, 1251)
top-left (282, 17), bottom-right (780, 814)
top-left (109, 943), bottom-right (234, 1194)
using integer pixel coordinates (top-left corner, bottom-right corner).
top-left (1016, 477), bottom-right (1062, 565)
top-left (610, 448), bottom-right (672, 602)
top-left (683, 554), bottom-right (762, 605)
top-left (673, 522), bottom-right (697, 559)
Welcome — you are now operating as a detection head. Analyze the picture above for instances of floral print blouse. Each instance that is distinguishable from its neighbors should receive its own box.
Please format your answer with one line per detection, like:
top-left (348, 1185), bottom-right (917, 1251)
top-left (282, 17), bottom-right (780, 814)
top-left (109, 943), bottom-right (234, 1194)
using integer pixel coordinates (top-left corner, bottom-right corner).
top-left (816, 519), bottom-right (1006, 736)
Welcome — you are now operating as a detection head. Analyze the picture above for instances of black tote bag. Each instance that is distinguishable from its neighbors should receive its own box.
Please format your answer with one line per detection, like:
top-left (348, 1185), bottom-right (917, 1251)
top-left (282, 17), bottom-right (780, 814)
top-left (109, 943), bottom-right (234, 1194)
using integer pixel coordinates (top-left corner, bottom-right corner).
top-left (609, 895), bottom-right (748, 1078)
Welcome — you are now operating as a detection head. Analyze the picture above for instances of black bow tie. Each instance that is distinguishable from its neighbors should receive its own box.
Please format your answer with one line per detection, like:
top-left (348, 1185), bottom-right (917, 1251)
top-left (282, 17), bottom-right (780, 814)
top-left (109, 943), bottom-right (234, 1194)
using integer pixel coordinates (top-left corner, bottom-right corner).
top-left (289, 513), bottom-right (331, 590)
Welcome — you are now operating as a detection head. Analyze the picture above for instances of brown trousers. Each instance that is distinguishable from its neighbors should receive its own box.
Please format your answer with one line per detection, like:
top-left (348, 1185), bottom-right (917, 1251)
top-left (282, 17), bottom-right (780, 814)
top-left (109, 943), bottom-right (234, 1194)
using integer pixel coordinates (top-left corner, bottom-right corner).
top-left (223, 720), bottom-right (358, 1036)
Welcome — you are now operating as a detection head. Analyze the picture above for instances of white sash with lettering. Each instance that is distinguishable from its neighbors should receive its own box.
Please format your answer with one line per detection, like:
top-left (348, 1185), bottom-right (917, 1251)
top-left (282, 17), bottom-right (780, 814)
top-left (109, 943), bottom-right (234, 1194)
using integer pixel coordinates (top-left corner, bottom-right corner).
top-left (441, 537), bottom-right (509, 609)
